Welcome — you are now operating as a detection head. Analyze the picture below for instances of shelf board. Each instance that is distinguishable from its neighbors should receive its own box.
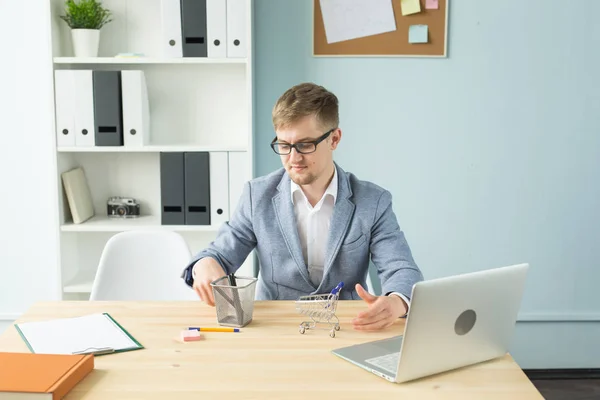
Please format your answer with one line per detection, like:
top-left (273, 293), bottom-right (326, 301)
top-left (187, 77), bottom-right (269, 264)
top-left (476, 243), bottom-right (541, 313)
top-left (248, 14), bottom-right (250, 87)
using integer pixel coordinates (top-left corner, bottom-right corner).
top-left (53, 57), bottom-right (247, 65)
top-left (63, 270), bottom-right (96, 293)
top-left (57, 145), bottom-right (248, 153)
top-left (60, 215), bottom-right (220, 232)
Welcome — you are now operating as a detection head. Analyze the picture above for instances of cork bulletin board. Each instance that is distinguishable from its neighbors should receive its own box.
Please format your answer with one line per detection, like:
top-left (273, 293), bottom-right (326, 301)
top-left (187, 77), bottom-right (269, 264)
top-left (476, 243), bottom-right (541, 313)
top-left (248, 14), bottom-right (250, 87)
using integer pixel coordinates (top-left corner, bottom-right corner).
top-left (314, 0), bottom-right (449, 57)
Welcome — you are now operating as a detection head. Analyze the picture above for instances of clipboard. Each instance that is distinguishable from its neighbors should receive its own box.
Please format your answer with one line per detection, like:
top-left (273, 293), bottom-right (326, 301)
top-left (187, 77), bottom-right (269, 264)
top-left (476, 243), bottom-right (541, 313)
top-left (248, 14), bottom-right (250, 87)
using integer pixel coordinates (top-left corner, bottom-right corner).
top-left (14, 313), bottom-right (144, 356)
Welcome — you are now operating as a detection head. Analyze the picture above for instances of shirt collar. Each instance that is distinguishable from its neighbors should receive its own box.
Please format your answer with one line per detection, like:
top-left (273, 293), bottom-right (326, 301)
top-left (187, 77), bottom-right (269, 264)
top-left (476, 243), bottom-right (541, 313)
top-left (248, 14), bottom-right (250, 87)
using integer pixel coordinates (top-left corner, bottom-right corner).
top-left (291, 165), bottom-right (338, 205)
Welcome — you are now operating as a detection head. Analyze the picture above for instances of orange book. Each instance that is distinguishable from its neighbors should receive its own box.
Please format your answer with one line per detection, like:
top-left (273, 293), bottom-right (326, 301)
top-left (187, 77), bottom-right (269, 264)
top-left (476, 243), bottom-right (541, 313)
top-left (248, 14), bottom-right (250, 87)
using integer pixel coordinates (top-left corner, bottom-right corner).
top-left (0, 352), bottom-right (94, 399)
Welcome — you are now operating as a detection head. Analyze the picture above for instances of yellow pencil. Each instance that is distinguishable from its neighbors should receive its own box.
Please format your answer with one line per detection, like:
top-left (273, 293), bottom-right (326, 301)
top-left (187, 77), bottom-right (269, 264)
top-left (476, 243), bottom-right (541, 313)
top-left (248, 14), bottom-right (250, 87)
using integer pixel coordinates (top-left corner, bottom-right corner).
top-left (188, 327), bottom-right (240, 333)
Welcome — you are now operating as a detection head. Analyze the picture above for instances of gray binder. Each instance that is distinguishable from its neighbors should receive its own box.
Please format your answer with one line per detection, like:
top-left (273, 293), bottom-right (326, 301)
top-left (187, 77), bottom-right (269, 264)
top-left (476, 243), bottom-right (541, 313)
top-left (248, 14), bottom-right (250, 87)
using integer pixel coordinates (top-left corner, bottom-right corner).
top-left (180, 0), bottom-right (208, 57)
top-left (160, 152), bottom-right (185, 225)
top-left (92, 71), bottom-right (123, 146)
top-left (184, 152), bottom-right (210, 225)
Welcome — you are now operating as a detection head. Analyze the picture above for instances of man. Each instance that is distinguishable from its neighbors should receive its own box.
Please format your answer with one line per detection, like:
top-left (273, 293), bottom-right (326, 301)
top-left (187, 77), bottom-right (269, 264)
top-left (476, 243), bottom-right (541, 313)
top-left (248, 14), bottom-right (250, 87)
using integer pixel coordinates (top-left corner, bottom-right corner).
top-left (181, 83), bottom-right (423, 331)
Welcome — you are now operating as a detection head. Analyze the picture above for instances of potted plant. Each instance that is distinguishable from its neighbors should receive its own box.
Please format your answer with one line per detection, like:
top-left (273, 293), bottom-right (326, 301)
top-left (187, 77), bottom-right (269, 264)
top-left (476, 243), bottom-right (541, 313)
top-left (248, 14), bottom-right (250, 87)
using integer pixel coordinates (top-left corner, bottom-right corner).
top-left (60, 0), bottom-right (112, 57)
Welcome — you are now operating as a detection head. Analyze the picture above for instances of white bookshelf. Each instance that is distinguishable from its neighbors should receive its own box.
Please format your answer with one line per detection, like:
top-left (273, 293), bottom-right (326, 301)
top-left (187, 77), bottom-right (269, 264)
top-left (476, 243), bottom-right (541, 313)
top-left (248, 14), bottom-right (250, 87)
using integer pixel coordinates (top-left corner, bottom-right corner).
top-left (57, 145), bottom-right (248, 153)
top-left (60, 215), bottom-right (221, 232)
top-left (54, 57), bottom-right (246, 65)
top-left (48, 0), bottom-right (255, 299)
top-left (63, 269), bottom-right (97, 293)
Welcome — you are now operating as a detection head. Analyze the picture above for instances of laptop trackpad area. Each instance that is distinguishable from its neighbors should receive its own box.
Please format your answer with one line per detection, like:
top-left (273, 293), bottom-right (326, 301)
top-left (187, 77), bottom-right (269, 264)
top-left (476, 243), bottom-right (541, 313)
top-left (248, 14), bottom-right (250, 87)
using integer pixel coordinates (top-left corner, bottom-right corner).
top-left (365, 352), bottom-right (400, 375)
top-left (333, 335), bottom-right (403, 376)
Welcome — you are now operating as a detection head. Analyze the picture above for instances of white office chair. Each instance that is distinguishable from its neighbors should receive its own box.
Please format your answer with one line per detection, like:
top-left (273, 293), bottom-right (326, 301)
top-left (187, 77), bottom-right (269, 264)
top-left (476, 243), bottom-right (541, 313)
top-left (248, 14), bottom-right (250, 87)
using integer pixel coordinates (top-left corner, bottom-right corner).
top-left (89, 230), bottom-right (198, 301)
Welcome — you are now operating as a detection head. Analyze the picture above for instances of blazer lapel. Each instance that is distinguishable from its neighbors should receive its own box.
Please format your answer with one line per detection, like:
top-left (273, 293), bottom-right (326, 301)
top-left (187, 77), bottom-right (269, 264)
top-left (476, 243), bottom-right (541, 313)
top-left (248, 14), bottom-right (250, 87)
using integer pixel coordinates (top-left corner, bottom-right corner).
top-left (322, 165), bottom-right (355, 282)
top-left (272, 173), bottom-right (314, 289)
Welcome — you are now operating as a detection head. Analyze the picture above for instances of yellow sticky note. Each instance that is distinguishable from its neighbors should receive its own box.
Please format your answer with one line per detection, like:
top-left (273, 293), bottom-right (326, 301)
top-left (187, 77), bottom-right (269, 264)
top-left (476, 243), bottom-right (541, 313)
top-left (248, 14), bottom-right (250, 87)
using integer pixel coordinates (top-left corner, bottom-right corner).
top-left (401, 0), bottom-right (421, 16)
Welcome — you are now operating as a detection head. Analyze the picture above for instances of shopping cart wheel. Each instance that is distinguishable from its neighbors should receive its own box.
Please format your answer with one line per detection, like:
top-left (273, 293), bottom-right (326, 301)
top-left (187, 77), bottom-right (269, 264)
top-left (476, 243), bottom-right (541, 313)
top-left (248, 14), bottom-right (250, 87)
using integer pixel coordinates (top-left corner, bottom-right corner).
top-left (334, 325), bottom-right (340, 331)
top-left (330, 330), bottom-right (336, 338)
top-left (299, 326), bottom-right (305, 334)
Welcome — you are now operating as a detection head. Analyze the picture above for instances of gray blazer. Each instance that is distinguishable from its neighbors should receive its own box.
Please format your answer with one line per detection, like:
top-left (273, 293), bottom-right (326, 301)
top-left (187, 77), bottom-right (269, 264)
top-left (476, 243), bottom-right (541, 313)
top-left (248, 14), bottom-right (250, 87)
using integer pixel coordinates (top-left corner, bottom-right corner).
top-left (184, 163), bottom-right (423, 301)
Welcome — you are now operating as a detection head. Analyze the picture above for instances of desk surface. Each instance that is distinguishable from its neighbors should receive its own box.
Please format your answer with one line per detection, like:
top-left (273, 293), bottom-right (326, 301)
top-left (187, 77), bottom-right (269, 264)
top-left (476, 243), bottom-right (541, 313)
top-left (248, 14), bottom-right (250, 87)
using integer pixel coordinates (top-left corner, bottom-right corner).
top-left (0, 301), bottom-right (542, 399)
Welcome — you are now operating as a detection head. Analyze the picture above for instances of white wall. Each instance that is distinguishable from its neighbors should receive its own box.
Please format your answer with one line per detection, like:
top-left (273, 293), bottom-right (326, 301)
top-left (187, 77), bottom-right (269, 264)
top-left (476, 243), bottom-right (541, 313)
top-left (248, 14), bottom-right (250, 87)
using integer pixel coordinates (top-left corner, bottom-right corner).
top-left (0, 1), bottom-right (61, 330)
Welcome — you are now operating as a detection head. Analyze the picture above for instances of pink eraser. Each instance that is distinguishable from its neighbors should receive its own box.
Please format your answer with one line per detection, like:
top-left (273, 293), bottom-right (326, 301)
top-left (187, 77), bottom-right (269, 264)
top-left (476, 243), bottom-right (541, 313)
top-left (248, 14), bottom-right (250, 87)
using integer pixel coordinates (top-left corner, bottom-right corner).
top-left (183, 335), bottom-right (203, 342)
top-left (181, 330), bottom-right (204, 342)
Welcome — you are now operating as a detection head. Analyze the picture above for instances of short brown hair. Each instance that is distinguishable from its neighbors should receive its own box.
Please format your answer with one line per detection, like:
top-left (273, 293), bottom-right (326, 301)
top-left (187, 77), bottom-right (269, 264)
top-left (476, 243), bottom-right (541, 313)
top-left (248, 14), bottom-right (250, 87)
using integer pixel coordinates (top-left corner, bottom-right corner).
top-left (272, 83), bottom-right (339, 131)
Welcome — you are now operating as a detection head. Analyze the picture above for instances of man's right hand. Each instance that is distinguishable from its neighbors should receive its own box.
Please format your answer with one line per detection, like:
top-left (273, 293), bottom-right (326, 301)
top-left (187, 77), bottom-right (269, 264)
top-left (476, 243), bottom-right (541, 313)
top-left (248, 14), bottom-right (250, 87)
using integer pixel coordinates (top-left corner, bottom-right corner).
top-left (192, 258), bottom-right (226, 306)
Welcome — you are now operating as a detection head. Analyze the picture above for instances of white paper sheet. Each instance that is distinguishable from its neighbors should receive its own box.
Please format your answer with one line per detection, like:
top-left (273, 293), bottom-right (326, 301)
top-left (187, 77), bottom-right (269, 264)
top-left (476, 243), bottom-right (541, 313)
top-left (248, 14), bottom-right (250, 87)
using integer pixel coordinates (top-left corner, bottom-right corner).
top-left (320, 0), bottom-right (397, 44)
top-left (15, 313), bottom-right (141, 355)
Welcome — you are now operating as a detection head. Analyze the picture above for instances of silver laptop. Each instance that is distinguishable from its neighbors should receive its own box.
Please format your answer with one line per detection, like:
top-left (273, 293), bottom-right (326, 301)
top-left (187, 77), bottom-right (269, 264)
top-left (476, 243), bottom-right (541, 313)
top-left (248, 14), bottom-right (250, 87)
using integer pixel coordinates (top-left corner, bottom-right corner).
top-left (332, 263), bottom-right (529, 383)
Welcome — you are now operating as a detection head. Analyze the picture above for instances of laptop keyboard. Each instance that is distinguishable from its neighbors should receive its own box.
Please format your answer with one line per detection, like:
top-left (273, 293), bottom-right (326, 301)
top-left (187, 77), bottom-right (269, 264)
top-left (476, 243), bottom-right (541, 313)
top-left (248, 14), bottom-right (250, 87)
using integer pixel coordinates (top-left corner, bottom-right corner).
top-left (365, 352), bottom-right (400, 375)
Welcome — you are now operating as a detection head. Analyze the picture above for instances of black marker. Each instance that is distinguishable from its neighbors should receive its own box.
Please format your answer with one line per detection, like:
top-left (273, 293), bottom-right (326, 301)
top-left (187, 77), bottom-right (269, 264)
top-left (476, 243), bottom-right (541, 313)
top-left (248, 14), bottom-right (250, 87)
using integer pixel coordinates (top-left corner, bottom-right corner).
top-left (228, 273), bottom-right (237, 287)
top-left (228, 273), bottom-right (243, 325)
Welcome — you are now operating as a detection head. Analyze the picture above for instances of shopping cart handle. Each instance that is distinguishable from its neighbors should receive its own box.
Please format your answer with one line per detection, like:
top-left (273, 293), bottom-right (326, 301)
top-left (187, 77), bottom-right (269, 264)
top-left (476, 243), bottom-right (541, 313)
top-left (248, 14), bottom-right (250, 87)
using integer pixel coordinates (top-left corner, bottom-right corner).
top-left (330, 282), bottom-right (344, 295)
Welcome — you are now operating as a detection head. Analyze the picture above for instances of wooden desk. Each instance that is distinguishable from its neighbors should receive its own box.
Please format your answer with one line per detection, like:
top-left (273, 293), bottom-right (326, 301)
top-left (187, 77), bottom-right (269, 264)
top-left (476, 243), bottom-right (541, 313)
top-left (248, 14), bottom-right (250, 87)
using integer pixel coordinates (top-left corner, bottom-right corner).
top-left (0, 301), bottom-right (542, 399)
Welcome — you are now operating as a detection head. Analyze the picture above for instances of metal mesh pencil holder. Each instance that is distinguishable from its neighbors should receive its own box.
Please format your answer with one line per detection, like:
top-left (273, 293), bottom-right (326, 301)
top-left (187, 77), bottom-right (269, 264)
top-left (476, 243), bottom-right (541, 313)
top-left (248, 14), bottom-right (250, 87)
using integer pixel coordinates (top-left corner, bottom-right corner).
top-left (210, 275), bottom-right (257, 328)
top-left (295, 282), bottom-right (344, 338)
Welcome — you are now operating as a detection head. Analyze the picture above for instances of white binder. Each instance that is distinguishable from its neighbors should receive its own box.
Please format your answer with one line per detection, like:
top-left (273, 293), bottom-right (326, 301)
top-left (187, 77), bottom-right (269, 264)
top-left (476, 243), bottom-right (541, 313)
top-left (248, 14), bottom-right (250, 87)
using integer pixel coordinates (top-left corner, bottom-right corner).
top-left (227, 151), bottom-right (248, 215)
top-left (122, 70), bottom-right (150, 147)
top-left (226, 0), bottom-right (247, 58)
top-left (161, 0), bottom-right (183, 57)
top-left (210, 151), bottom-right (230, 225)
top-left (54, 70), bottom-right (75, 147)
top-left (207, 0), bottom-right (227, 58)
top-left (73, 70), bottom-right (95, 147)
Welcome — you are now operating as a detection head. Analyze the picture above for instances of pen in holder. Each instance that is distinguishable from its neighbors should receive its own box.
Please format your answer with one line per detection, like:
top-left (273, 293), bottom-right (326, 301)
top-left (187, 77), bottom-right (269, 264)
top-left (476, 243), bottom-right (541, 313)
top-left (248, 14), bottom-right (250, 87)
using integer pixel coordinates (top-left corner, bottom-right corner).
top-left (210, 274), bottom-right (257, 328)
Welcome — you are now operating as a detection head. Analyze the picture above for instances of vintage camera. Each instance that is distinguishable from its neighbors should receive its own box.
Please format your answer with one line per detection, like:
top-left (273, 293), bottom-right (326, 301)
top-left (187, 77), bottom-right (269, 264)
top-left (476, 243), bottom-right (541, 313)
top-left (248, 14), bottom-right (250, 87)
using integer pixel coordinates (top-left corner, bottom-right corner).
top-left (107, 197), bottom-right (140, 218)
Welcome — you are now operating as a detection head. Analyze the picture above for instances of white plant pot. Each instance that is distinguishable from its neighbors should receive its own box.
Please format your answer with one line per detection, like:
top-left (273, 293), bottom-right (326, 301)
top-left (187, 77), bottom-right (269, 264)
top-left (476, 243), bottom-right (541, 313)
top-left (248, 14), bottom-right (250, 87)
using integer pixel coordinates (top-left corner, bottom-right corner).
top-left (71, 29), bottom-right (100, 57)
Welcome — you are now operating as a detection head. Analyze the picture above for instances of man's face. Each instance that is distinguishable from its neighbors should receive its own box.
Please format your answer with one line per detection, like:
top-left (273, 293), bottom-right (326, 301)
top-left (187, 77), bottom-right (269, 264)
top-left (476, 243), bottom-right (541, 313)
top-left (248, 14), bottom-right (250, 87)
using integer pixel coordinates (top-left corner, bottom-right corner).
top-left (274, 115), bottom-right (340, 186)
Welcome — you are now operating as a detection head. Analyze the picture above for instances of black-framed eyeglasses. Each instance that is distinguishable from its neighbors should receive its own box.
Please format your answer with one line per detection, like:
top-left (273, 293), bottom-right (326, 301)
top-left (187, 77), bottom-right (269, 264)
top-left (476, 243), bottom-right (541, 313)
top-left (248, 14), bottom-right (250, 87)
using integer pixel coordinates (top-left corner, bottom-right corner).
top-left (270, 129), bottom-right (335, 155)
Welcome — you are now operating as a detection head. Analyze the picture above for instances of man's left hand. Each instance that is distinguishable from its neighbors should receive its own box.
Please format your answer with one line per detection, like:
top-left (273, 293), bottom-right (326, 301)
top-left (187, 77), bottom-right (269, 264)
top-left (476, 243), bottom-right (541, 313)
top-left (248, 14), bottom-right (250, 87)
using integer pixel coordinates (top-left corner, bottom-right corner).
top-left (352, 284), bottom-right (407, 331)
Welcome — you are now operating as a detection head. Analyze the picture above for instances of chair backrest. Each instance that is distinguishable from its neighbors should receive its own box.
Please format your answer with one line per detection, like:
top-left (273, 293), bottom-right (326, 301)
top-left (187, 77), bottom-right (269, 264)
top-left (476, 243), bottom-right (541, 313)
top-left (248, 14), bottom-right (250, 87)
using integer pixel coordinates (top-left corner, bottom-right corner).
top-left (89, 230), bottom-right (198, 301)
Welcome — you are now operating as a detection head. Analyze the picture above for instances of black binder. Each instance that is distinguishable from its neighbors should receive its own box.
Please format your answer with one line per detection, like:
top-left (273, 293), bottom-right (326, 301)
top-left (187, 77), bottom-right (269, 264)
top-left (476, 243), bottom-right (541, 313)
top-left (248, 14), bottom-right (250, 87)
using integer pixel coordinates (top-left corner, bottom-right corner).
top-left (92, 71), bottom-right (123, 146)
top-left (160, 152), bottom-right (186, 225)
top-left (184, 152), bottom-right (210, 225)
top-left (180, 0), bottom-right (208, 57)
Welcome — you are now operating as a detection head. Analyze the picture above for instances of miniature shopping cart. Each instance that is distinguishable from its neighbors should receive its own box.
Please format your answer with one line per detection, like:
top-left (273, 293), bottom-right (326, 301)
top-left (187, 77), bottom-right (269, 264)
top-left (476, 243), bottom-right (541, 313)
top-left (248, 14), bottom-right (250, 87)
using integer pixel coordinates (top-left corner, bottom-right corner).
top-left (295, 282), bottom-right (344, 338)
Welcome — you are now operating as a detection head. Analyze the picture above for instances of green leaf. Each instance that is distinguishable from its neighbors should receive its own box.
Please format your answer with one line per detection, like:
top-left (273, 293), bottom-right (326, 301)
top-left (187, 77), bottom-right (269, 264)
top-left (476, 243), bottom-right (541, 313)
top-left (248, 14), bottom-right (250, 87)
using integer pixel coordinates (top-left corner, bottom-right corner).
top-left (60, 0), bottom-right (112, 30)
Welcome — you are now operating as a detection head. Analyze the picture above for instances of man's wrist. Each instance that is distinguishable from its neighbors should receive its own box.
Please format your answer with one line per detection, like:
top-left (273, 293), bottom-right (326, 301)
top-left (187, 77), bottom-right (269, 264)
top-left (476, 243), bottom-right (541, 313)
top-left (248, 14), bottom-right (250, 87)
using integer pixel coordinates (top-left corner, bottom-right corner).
top-left (182, 262), bottom-right (198, 288)
top-left (192, 260), bottom-right (202, 280)
top-left (387, 292), bottom-right (409, 317)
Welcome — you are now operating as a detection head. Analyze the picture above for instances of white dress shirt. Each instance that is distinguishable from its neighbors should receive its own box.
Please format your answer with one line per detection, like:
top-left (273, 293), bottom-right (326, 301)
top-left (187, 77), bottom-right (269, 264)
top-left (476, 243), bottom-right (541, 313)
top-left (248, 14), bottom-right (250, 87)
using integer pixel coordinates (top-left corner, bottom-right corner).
top-left (291, 167), bottom-right (338, 287)
top-left (291, 167), bottom-right (410, 315)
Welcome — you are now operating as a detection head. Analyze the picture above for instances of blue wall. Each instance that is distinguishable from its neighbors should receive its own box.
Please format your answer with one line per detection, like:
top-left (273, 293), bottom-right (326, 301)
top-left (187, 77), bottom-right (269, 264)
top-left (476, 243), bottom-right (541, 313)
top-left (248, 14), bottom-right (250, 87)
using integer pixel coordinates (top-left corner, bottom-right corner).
top-left (254, 0), bottom-right (600, 368)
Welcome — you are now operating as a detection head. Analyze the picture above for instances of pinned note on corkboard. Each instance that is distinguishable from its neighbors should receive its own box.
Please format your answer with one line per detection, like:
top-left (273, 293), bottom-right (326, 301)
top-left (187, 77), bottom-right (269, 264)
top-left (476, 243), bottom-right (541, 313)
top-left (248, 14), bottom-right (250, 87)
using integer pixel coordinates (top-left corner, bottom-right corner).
top-left (313, 0), bottom-right (449, 57)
